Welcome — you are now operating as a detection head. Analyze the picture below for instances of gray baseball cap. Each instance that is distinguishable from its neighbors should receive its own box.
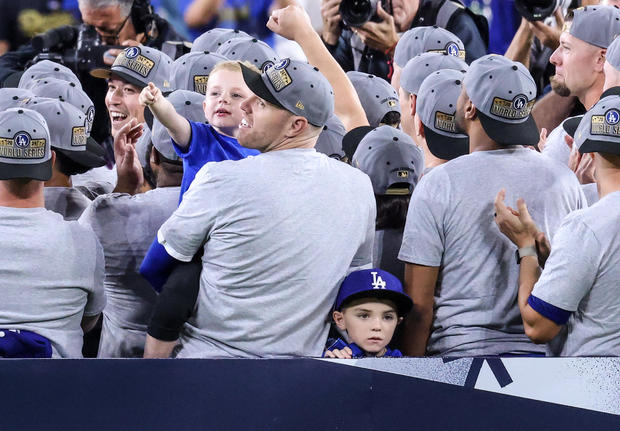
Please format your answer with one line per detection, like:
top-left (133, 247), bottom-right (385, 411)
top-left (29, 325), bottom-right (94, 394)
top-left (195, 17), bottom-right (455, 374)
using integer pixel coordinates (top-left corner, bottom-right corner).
top-left (315, 115), bottom-right (346, 159)
top-left (400, 52), bottom-right (469, 96)
top-left (216, 37), bottom-right (278, 71)
top-left (0, 88), bottom-right (34, 111)
top-left (26, 78), bottom-right (95, 135)
top-left (568, 5), bottom-right (620, 49)
top-left (17, 60), bottom-right (82, 90)
top-left (606, 35), bottom-right (620, 71)
top-left (144, 88), bottom-right (206, 130)
top-left (353, 126), bottom-right (424, 195)
top-left (347, 71), bottom-right (400, 127)
top-left (136, 125), bottom-right (152, 168)
top-left (417, 69), bottom-right (469, 160)
top-left (394, 26), bottom-right (465, 68)
top-left (170, 51), bottom-right (228, 94)
top-left (91, 46), bottom-right (173, 90)
top-left (0, 108), bottom-right (52, 181)
top-left (240, 58), bottom-right (334, 127)
top-left (463, 54), bottom-right (538, 146)
top-left (191, 28), bottom-right (250, 53)
top-left (573, 95), bottom-right (620, 155)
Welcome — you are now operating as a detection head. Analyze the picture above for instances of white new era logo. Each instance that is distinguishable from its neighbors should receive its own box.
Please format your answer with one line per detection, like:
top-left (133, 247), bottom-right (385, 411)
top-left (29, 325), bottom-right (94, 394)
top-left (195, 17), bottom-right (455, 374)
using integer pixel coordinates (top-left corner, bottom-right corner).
top-left (371, 271), bottom-right (387, 289)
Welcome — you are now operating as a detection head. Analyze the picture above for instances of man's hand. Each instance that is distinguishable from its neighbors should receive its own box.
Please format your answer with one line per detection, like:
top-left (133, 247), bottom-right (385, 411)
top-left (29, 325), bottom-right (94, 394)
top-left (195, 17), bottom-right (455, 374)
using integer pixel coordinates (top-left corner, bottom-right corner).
top-left (494, 189), bottom-right (540, 248)
top-left (324, 346), bottom-right (353, 359)
top-left (529, 9), bottom-right (563, 50)
top-left (537, 128), bottom-right (548, 152)
top-left (321, 0), bottom-right (343, 45)
top-left (355, 2), bottom-right (399, 54)
top-left (267, 5), bottom-right (314, 42)
top-left (103, 39), bottom-right (142, 66)
top-left (113, 118), bottom-right (144, 195)
top-left (566, 134), bottom-right (596, 184)
top-left (140, 82), bottom-right (163, 107)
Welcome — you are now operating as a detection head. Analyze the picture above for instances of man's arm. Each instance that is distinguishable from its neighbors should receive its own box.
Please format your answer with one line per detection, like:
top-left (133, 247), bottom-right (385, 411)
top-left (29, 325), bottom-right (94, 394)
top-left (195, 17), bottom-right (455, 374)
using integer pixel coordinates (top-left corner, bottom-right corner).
top-left (139, 82), bottom-right (191, 148)
top-left (532, 91), bottom-right (578, 133)
top-left (144, 335), bottom-right (178, 358)
top-left (183, 0), bottom-right (224, 29)
top-left (400, 263), bottom-right (438, 357)
top-left (268, 5), bottom-right (368, 131)
top-left (504, 18), bottom-right (533, 68)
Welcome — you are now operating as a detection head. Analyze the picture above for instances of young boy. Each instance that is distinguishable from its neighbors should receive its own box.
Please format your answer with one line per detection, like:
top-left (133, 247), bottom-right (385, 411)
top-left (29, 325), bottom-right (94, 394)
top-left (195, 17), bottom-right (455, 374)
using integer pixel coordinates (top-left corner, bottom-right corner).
top-left (139, 60), bottom-right (260, 197)
top-left (325, 269), bottom-right (413, 359)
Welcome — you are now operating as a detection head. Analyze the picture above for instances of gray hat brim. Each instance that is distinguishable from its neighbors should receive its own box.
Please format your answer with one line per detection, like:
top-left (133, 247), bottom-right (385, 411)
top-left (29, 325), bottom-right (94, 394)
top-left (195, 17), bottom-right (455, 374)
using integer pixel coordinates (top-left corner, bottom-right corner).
top-left (562, 116), bottom-right (583, 138)
top-left (423, 125), bottom-right (469, 160)
top-left (90, 68), bottom-right (147, 89)
top-left (478, 112), bottom-right (539, 146)
top-left (56, 137), bottom-right (106, 168)
top-left (0, 158), bottom-right (52, 181)
top-left (239, 63), bottom-right (285, 110)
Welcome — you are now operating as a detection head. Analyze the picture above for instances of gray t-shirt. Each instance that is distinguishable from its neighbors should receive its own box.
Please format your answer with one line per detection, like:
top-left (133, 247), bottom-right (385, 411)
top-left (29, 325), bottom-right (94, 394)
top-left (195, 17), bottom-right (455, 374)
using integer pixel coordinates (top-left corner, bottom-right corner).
top-left (542, 124), bottom-right (570, 166)
top-left (44, 186), bottom-right (91, 220)
top-left (532, 191), bottom-right (620, 357)
top-left (158, 148), bottom-right (376, 358)
top-left (399, 147), bottom-right (586, 357)
top-left (0, 207), bottom-right (106, 358)
top-left (79, 187), bottom-right (181, 358)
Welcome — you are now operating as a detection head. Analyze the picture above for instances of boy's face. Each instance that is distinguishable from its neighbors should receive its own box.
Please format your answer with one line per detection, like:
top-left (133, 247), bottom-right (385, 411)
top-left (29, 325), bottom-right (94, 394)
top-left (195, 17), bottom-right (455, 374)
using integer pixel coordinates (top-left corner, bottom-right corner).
top-left (203, 68), bottom-right (250, 137)
top-left (333, 299), bottom-right (401, 355)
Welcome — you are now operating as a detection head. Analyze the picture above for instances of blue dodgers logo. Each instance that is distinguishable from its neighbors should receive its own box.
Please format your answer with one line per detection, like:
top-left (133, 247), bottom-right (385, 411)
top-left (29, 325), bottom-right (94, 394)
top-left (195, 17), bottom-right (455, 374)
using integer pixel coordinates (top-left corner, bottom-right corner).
top-left (446, 42), bottom-right (459, 57)
top-left (273, 59), bottom-right (290, 70)
top-left (371, 271), bottom-right (387, 289)
top-left (513, 95), bottom-right (528, 111)
top-left (605, 109), bottom-right (620, 125)
top-left (13, 132), bottom-right (30, 149)
top-left (124, 47), bottom-right (140, 59)
top-left (86, 106), bottom-right (95, 124)
top-left (261, 60), bottom-right (274, 73)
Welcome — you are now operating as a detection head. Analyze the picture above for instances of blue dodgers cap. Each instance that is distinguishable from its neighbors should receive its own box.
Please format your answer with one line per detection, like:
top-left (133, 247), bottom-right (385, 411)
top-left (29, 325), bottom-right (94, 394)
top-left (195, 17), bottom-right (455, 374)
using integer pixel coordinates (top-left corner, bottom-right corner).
top-left (352, 125), bottom-right (424, 195)
top-left (0, 108), bottom-right (52, 181)
top-left (400, 52), bottom-right (469, 96)
top-left (394, 26), bottom-right (465, 68)
top-left (169, 51), bottom-right (228, 94)
top-left (567, 5), bottom-right (620, 49)
top-left (0, 329), bottom-right (52, 358)
top-left (463, 54), bottom-right (539, 146)
top-left (240, 58), bottom-right (334, 127)
top-left (347, 71), bottom-right (400, 127)
top-left (216, 36), bottom-right (278, 71)
top-left (417, 69), bottom-right (469, 160)
top-left (335, 269), bottom-right (413, 316)
top-left (315, 115), bottom-right (346, 159)
top-left (191, 28), bottom-right (250, 53)
top-left (573, 95), bottom-right (620, 155)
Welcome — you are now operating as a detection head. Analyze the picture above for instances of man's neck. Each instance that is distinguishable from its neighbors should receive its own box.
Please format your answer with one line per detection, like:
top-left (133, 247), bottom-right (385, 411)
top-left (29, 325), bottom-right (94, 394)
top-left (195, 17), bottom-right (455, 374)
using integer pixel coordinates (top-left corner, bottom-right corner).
top-left (581, 77), bottom-right (605, 110)
top-left (467, 123), bottom-right (503, 152)
top-left (265, 135), bottom-right (317, 153)
top-left (421, 139), bottom-right (447, 169)
top-left (0, 180), bottom-right (44, 208)
top-left (45, 169), bottom-right (72, 188)
top-left (597, 168), bottom-right (620, 199)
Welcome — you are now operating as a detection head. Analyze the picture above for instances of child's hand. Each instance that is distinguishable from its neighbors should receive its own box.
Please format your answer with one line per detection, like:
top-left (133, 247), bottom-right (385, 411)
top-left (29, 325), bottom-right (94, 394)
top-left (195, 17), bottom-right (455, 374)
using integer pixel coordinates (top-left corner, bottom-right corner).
top-left (324, 346), bottom-right (353, 359)
top-left (139, 82), bottom-right (162, 107)
top-left (267, 5), bottom-right (314, 42)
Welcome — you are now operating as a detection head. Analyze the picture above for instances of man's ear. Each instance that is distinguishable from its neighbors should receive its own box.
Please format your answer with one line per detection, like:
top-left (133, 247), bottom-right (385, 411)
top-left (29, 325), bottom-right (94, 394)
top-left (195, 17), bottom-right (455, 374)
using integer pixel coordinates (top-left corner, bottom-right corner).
top-left (594, 48), bottom-right (606, 72)
top-left (50, 150), bottom-right (56, 169)
top-left (333, 310), bottom-right (346, 331)
top-left (286, 116), bottom-right (309, 138)
top-left (464, 99), bottom-right (477, 120)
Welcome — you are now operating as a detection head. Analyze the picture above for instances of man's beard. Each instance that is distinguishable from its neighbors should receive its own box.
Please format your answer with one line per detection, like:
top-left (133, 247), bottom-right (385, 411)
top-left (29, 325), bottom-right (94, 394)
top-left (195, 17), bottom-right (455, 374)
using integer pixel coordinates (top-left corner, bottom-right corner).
top-left (550, 75), bottom-right (571, 97)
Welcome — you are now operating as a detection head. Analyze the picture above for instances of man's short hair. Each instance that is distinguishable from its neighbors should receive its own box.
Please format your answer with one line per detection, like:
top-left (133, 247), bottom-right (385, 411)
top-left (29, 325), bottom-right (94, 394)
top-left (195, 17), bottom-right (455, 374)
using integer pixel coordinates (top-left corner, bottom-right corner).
top-left (78, 0), bottom-right (132, 16)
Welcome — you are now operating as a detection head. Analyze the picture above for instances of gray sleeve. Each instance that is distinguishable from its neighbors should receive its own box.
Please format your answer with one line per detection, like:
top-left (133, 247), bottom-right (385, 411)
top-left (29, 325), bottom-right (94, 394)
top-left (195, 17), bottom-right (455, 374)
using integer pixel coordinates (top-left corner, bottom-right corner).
top-left (531, 215), bottom-right (598, 312)
top-left (398, 170), bottom-right (449, 267)
top-left (542, 126), bottom-right (570, 167)
top-left (158, 165), bottom-right (219, 262)
top-left (84, 237), bottom-right (107, 316)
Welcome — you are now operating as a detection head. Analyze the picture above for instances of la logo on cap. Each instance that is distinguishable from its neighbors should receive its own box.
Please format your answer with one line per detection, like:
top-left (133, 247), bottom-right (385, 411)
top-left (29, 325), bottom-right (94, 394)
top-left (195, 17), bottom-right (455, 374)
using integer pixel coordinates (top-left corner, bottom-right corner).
top-left (605, 109), bottom-right (620, 125)
top-left (14, 132), bottom-right (30, 149)
top-left (446, 42), bottom-right (459, 57)
top-left (125, 47), bottom-right (140, 59)
top-left (371, 271), bottom-right (387, 289)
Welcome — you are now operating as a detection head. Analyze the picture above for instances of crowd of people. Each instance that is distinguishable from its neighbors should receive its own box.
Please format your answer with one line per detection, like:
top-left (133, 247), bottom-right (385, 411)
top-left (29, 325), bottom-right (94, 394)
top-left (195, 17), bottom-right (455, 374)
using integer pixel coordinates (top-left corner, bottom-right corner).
top-left (0, 0), bottom-right (619, 360)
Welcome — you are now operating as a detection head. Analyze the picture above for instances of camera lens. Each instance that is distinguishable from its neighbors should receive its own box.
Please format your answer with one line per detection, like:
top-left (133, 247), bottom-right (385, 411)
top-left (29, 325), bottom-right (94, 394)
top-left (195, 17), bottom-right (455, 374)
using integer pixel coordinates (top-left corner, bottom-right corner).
top-left (340, 0), bottom-right (376, 28)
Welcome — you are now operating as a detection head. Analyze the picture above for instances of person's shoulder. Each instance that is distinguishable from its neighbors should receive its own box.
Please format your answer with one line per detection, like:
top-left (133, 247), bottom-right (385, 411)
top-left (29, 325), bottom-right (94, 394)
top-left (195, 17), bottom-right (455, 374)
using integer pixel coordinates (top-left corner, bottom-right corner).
top-left (566, 192), bottom-right (620, 232)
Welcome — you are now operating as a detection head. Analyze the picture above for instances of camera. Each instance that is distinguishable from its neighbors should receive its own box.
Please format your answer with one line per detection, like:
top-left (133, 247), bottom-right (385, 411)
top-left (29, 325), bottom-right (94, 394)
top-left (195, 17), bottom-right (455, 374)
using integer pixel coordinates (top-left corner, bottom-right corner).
top-left (30, 24), bottom-right (121, 73)
top-left (514, 0), bottom-right (559, 22)
top-left (339, 0), bottom-right (392, 28)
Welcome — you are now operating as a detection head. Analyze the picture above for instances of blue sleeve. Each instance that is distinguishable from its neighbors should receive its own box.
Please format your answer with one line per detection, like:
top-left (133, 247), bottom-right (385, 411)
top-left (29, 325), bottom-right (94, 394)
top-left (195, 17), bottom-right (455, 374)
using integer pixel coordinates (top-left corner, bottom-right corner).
top-left (139, 238), bottom-right (181, 293)
top-left (527, 294), bottom-right (572, 325)
top-left (447, 11), bottom-right (487, 64)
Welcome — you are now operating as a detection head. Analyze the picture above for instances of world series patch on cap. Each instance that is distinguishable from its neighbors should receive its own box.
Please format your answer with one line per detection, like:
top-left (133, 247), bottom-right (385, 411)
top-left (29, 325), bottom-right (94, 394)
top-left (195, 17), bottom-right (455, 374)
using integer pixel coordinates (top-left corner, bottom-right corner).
top-left (0, 108), bottom-right (52, 181)
top-left (394, 26), bottom-right (465, 68)
top-left (240, 58), bottom-right (334, 127)
top-left (91, 46), bottom-right (173, 90)
top-left (573, 95), bottom-right (620, 155)
top-left (335, 269), bottom-right (413, 316)
top-left (463, 54), bottom-right (538, 146)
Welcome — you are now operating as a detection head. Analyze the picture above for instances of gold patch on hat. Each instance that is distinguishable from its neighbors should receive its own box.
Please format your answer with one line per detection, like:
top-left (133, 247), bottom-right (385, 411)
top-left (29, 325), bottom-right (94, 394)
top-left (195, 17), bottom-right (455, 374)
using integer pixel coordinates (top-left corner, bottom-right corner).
top-left (387, 99), bottom-right (397, 108)
top-left (397, 170), bottom-right (409, 178)
top-left (71, 126), bottom-right (87, 147)
top-left (490, 95), bottom-right (534, 120)
top-left (295, 101), bottom-right (305, 110)
top-left (591, 109), bottom-right (620, 137)
top-left (194, 75), bottom-right (209, 95)
top-left (266, 60), bottom-right (292, 93)
top-left (163, 80), bottom-right (170, 88)
top-left (434, 111), bottom-right (458, 133)
top-left (0, 132), bottom-right (46, 159)
top-left (115, 50), bottom-right (155, 78)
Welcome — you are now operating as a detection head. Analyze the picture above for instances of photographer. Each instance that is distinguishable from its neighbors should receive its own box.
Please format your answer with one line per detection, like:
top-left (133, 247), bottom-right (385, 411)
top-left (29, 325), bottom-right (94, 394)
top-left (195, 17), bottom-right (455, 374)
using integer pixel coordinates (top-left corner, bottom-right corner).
top-left (320, 0), bottom-right (487, 81)
top-left (0, 0), bottom-right (184, 152)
